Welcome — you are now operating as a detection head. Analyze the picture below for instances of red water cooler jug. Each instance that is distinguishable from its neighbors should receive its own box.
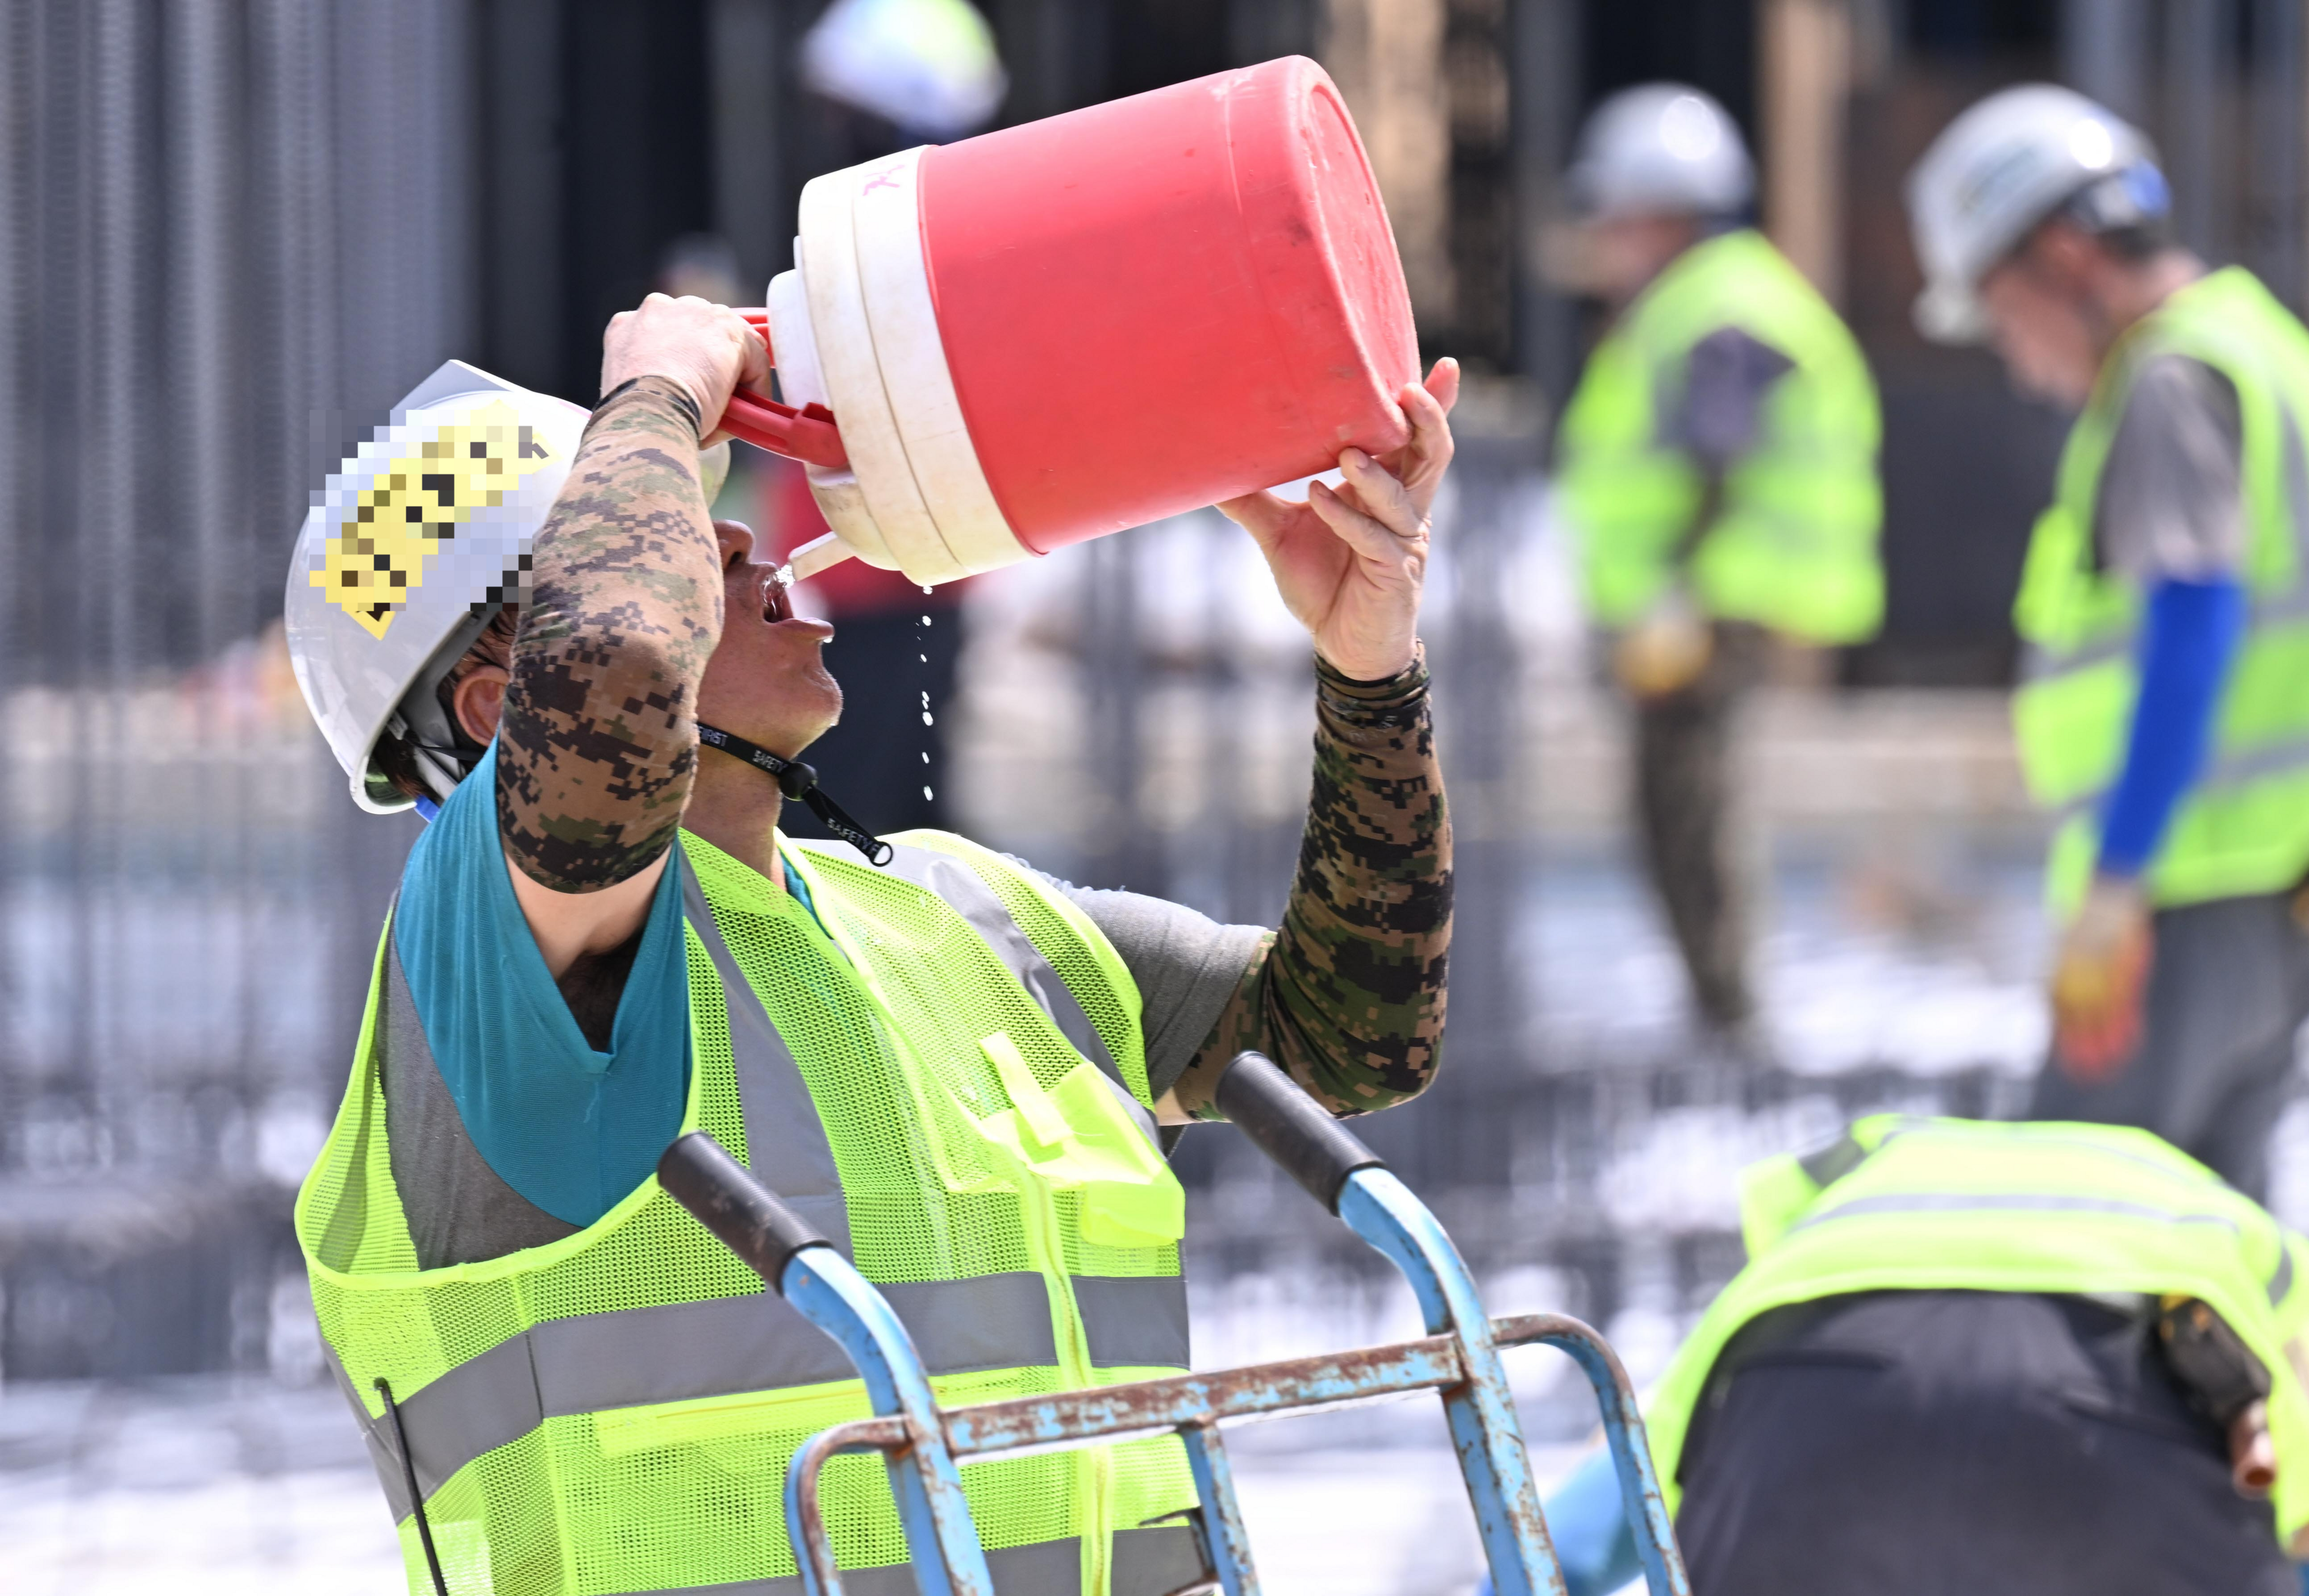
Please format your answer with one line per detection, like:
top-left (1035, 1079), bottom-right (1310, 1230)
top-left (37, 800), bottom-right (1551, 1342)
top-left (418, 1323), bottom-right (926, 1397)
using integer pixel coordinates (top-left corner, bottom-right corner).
top-left (723, 54), bottom-right (1419, 585)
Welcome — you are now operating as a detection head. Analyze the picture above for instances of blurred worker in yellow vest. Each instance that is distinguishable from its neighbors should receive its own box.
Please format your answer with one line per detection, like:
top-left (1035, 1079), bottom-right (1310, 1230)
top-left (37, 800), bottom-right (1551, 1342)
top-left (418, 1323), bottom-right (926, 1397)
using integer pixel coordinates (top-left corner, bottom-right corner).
top-left (1555, 84), bottom-right (1884, 1045)
top-left (1501, 1118), bottom-right (2309, 1596)
top-left (1909, 86), bottom-right (2309, 1198)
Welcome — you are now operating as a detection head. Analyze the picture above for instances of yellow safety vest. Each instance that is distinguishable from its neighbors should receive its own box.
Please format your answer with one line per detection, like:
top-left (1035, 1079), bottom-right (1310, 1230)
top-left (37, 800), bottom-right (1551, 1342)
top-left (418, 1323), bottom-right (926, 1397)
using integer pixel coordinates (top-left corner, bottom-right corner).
top-left (1555, 229), bottom-right (1884, 642)
top-left (2013, 267), bottom-right (2309, 911)
top-left (297, 829), bottom-right (1201, 1595)
top-left (1643, 1116), bottom-right (2309, 1546)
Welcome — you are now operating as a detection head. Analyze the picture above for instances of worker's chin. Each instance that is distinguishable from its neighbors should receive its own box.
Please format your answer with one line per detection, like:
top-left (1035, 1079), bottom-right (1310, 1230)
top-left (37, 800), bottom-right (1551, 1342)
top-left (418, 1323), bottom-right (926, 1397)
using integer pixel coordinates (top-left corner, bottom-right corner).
top-left (719, 678), bottom-right (839, 757)
top-left (787, 696), bottom-right (841, 755)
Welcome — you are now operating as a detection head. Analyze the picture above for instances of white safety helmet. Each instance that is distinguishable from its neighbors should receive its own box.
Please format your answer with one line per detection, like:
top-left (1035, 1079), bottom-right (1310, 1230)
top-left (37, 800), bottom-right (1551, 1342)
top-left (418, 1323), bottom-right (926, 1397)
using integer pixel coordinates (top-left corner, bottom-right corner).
top-left (284, 360), bottom-right (736, 814)
top-left (1906, 84), bottom-right (2164, 343)
top-left (1569, 84), bottom-right (1754, 219)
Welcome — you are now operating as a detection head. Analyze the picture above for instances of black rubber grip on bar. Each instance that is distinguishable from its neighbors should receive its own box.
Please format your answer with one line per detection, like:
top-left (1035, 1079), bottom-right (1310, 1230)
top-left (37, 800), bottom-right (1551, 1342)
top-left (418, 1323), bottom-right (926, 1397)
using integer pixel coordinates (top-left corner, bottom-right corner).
top-left (1212, 1051), bottom-right (1384, 1213)
top-left (658, 1131), bottom-right (828, 1291)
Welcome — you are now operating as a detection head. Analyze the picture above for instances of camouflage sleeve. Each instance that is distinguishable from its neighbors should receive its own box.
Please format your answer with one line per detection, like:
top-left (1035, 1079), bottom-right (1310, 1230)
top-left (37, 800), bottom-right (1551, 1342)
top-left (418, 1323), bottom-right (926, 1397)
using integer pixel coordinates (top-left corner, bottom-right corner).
top-left (496, 377), bottom-right (723, 891)
top-left (1165, 645), bottom-right (1451, 1117)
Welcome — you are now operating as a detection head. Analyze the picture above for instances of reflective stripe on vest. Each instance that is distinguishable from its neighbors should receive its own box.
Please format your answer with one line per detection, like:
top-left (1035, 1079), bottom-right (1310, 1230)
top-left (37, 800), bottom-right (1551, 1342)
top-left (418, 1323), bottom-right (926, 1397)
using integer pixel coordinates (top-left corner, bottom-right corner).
top-left (526, 1528), bottom-right (1206, 1596)
top-left (2021, 579), bottom-right (2309, 682)
top-left (1796, 1189), bottom-right (2245, 1238)
top-left (346, 845), bottom-right (1190, 1523)
top-left (341, 1265), bottom-right (1189, 1523)
top-left (683, 861), bottom-right (854, 1255)
top-left (2049, 730), bottom-right (2309, 823)
top-left (2019, 393), bottom-right (2309, 693)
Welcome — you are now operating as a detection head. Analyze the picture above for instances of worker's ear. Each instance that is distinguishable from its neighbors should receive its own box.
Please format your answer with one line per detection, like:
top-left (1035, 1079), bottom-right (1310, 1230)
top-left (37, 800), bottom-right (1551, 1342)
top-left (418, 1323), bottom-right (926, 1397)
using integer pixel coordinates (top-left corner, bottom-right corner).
top-left (452, 664), bottom-right (509, 747)
top-left (2019, 218), bottom-right (2103, 295)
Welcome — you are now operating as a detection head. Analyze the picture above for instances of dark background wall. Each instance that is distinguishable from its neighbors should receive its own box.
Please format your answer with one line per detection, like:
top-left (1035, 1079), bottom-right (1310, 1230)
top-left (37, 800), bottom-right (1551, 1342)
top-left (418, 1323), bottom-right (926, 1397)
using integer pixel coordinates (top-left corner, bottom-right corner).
top-left (452, 0), bottom-right (2146, 688)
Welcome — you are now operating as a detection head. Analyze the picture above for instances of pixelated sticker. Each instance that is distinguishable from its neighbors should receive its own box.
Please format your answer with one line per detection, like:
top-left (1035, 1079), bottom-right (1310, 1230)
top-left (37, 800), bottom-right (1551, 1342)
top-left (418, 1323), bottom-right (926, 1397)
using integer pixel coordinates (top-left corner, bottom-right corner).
top-left (312, 399), bottom-right (557, 638)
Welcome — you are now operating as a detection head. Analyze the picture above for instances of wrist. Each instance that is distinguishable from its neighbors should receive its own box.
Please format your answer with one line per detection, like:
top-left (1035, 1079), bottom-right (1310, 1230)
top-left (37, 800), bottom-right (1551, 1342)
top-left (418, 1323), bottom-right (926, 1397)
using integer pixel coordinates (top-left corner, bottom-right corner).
top-left (1316, 642), bottom-right (1429, 727)
top-left (1314, 640), bottom-right (1417, 683)
top-left (593, 373), bottom-right (704, 439)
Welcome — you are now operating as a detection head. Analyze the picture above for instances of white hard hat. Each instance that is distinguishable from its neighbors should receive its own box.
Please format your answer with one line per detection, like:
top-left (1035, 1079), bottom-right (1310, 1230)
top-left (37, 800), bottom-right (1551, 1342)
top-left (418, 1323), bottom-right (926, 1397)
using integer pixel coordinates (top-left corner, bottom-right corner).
top-left (800, 0), bottom-right (1007, 139)
top-left (1906, 84), bottom-right (2162, 343)
top-left (283, 361), bottom-right (591, 814)
top-left (1570, 84), bottom-right (1754, 219)
top-left (287, 362), bottom-right (734, 814)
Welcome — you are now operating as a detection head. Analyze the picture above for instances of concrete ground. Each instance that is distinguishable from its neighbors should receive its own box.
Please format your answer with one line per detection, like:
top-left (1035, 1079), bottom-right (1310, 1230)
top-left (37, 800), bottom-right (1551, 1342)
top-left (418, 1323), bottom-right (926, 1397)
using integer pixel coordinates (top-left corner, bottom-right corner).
top-left (0, 1373), bottom-right (1590, 1595)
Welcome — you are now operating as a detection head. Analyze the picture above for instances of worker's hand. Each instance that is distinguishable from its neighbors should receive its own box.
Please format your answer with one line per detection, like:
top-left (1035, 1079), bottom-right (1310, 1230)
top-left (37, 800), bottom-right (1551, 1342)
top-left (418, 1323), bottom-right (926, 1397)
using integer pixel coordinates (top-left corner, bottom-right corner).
top-left (599, 294), bottom-right (772, 444)
top-left (1219, 360), bottom-right (1460, 682)
top-left (1612, 588), bottom-right (1714, 698)
top-left (2050, 873), bottom-right (2154, 1082)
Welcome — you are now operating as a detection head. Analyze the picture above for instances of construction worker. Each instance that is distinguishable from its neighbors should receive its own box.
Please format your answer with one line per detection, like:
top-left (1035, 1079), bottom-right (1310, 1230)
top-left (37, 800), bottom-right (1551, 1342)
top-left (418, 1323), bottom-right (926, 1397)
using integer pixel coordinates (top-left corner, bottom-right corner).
top-left (1510, 1117), bottom-right (2309, 1595)
top-left (1554, 84), bottom-right (1884, 1043)
top-left (1908, 87), bottom-right (2309, 1199)
top-left (283, 298), bottom-right (1459, 1594)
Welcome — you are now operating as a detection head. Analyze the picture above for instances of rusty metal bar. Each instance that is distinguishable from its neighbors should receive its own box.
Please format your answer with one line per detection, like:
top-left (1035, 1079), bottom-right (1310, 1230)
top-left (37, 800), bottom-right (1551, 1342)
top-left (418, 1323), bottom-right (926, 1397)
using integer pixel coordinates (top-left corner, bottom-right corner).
top-left (1332, 1168), bottom-right (1562, 1596)
top-left (786, 1417), bottom-right (911, 1596)
top-left (1493, 1315), bottom-right (1692, 1596)
top-left (788, 1309), bottom-right (1693, 1595)
top-left (1176, 1421), bottom-right (1257, 1596)
top-left (782, 1311), bottom-right (1694, 1596)
top-left (942, 1335), bottom-right (1466, 1455)
top-left (753, 1069), bottom-right (1689, 1596)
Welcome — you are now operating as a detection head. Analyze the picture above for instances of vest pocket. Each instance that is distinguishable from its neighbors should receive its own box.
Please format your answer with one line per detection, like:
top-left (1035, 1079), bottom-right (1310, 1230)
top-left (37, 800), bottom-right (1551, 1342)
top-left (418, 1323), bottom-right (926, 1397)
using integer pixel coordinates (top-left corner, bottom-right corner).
top-left (978, 1033), bottom-right (1185, 1249)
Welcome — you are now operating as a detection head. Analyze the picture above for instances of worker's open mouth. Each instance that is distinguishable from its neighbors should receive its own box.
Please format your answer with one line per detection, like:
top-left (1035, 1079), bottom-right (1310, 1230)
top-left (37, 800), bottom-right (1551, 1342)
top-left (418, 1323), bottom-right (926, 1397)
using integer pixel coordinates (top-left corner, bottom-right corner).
top-left (760, 567), bottom-right (794, 624)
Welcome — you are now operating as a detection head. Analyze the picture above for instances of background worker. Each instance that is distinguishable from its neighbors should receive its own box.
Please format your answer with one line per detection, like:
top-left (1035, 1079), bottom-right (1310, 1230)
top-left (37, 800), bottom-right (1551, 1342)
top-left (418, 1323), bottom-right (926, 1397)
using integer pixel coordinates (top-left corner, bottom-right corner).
top-left (1509, 1116), bottom-right (2309, 1596)
top-left (1908, 87), bottom-right (2309, 1199)
top-left (287, 298), bottom-right (1459, 1595)
top-left (1553, 84), bottom-right (1884, 1044)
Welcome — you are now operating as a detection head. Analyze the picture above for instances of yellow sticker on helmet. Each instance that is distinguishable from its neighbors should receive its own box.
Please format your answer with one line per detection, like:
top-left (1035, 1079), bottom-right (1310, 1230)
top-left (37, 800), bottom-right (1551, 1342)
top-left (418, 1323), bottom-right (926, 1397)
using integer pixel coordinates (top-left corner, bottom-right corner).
top-left (312, 399), bottom-right (558, 638)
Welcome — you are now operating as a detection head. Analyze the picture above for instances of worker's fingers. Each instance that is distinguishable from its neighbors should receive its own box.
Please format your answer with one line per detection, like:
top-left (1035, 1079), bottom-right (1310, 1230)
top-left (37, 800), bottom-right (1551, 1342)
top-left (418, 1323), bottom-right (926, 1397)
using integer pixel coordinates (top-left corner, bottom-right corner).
top-left (1335, 446), bottom-right (1427, 545)
top-left (731, 307), bottom-right (775, 398)
top-left (1423, 355), bottom-right (1463, 414)
top-left (602, 292), bottom-right (768, 433)
top-left (1376, 361), bottom-right (1458, 515)
top-left (1215, 488), bottom-right (1299, 550)
top-left (1308, 478), bottom-right (1421, 573)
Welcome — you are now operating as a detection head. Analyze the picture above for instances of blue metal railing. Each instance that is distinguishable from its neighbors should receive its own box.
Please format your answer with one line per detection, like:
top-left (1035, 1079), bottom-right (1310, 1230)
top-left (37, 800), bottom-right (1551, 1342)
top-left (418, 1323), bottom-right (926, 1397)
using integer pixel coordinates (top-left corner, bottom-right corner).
top-left (660, 1051), bottom-right (1691, 1596)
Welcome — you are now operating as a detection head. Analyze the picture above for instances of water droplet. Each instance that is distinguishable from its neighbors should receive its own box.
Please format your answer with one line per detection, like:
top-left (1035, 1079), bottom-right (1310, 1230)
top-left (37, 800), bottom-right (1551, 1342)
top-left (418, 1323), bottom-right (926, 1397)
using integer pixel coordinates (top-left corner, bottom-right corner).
top-left (920, 614), bottom-right (933, 627)
top-left (921, 752), bottom-right (930, 764)
top-left (921, 691), bottom-right (931, 705)
top-left (919, 653), bottom-right (928, 663)
top-left (921, 712), bottom-right (935, 726)
top-left (921, 584), bottom-right (933, 595)
top-left (922, 786), bottom-right (934, 801)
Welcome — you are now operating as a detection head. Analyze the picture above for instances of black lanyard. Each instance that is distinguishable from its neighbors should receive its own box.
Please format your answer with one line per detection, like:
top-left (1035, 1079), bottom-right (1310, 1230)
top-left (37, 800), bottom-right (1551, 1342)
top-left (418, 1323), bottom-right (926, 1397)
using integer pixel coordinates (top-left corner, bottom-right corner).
top-left (695, 722), bottom-right (893, 866)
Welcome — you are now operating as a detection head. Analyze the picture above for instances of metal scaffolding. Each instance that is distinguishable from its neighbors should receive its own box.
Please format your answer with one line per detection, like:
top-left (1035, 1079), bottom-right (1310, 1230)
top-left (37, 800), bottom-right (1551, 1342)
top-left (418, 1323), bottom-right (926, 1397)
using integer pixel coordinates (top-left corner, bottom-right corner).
top-left (0, 0), bottom-right (462, 1377)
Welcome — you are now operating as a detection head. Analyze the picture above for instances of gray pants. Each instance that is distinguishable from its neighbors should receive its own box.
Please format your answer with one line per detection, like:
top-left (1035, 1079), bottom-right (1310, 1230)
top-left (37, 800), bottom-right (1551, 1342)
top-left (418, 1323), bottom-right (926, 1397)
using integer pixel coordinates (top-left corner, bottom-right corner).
top-left (1677, 1291), bottom-right (2294, 1596)
top-left (2028, 888), bottom-right (2309, 1200)
top-left (1631, 623), bottom-right (1766, 1033)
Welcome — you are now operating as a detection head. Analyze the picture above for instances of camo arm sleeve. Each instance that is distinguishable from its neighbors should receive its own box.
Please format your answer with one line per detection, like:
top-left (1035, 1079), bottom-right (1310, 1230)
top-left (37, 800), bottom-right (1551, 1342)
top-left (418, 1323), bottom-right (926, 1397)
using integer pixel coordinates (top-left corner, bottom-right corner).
top-left (1165, 646), bottom-right (1451, 1117)
top-left (496, 377), bottom-right (723, 891)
